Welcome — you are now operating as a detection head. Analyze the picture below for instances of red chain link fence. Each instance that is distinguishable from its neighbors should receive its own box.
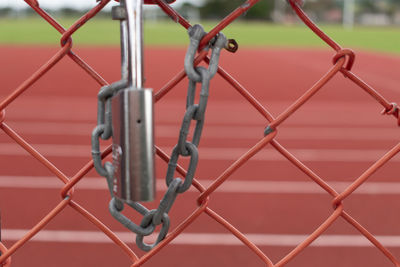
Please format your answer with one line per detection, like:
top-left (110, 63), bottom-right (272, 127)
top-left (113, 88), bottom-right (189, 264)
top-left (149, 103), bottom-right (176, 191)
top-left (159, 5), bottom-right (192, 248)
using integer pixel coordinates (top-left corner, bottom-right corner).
top-left (0, 0), bottom-right (399, 266)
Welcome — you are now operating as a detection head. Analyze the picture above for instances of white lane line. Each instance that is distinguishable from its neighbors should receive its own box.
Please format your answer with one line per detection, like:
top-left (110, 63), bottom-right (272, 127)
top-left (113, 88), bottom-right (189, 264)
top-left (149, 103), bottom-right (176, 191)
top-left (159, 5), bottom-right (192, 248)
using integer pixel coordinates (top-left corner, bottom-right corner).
top-left (3, 229), bottom-right (400, 247)
top-left (0, 143), bottom-right (398, 162)
top-left (2, 121), bottom-right (398, 141)
top-left (1, 176), bottom-right (400, 195)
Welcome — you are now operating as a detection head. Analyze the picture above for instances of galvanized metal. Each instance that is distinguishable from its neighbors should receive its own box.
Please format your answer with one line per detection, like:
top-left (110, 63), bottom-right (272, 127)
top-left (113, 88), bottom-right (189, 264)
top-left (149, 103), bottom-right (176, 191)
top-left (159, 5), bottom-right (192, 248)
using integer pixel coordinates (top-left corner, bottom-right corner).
top-left (125, 0), bottom-right (144, 88)
top-left (111, 88), bottom-right (155, 202)
top-left (92, 0), bottom-right (226, 251)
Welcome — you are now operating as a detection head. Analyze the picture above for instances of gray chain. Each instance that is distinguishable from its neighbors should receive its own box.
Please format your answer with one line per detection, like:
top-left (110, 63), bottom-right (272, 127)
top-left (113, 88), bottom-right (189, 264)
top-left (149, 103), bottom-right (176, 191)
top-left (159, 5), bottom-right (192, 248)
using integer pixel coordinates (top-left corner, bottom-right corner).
top-left (91, 24), bottom-right (226, 251)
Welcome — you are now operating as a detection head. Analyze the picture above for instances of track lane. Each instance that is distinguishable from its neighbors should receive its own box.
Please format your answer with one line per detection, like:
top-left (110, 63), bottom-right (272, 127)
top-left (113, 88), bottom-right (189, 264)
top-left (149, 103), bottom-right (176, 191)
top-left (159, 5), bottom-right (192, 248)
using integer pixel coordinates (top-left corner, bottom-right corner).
top-left (0, 47), bottom-right (399, 267)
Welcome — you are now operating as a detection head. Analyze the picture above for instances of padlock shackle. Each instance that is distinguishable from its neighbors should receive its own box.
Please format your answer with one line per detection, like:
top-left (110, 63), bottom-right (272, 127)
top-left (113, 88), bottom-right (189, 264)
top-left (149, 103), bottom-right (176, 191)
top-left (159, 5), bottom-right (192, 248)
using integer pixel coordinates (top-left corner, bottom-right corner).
top-left (120, 19), bottom-right (129, 81)
top-left (124, 0), bottom-right (144, 88)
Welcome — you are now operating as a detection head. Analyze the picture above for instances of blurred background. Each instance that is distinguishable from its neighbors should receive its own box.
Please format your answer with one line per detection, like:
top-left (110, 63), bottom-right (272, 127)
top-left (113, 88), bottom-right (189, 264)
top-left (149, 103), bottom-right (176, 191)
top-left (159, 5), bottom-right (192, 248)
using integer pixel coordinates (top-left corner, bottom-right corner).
top-left (0, 0), bottom-right (399, 54)
top-left (1, 0), bottom-right (400, 27)
top-left (1, 1), bottom-right (399, 267)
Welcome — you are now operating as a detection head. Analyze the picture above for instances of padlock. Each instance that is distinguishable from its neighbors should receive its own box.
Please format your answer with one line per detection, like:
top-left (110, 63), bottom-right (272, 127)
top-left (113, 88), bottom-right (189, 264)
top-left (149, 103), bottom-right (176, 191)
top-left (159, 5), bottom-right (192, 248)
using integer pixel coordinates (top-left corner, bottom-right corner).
top-left (111, 87), bottom-right (155, 202)
top-left (111, 0), bottom-right (155, 203)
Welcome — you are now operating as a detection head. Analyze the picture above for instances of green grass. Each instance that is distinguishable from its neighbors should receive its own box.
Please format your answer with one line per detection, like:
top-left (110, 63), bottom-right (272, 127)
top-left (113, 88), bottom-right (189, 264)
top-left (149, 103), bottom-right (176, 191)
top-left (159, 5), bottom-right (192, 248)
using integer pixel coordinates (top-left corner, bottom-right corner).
top-left (1, 16), bottom-right (400, 54)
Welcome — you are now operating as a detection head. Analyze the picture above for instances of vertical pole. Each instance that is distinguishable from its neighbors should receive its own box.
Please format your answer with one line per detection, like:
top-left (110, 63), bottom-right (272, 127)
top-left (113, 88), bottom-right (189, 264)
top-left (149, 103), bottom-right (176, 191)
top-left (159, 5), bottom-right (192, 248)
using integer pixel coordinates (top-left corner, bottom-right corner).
top-left (273, 0), bottom-right (285, 23)
top-left (120, 18), bottom-right (129, 81)
top-left (343, 0), bottom-right (355, 30)
top-left (111, 0), bottom-right (155, 203)
top-left (125, 0), bottom-right (144, 88)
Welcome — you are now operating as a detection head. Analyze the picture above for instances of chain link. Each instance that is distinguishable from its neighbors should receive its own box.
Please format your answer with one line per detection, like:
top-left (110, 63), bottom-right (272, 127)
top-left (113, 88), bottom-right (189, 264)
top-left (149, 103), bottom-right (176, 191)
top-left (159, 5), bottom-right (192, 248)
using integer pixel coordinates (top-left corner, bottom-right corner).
top-left (91, 23), bottom-right (226, 251)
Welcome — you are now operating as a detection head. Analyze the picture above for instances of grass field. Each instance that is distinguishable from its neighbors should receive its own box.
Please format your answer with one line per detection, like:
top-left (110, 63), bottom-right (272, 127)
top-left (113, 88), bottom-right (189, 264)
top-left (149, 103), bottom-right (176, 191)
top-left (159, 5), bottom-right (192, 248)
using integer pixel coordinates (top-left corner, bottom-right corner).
top-left (1, 16), bottom-right (400, 54)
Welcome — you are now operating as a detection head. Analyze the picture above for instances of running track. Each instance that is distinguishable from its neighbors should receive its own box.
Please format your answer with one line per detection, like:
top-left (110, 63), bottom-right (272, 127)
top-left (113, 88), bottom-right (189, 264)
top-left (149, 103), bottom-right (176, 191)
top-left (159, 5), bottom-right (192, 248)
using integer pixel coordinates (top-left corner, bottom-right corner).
top-left (0, 46), bottom-right (399, 266)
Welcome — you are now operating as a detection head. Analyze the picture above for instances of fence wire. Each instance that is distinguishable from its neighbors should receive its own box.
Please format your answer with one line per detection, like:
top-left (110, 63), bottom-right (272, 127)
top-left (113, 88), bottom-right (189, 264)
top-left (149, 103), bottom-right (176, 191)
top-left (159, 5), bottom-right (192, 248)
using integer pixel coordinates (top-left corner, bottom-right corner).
top-left (0, 0), bottom-right (399, 266)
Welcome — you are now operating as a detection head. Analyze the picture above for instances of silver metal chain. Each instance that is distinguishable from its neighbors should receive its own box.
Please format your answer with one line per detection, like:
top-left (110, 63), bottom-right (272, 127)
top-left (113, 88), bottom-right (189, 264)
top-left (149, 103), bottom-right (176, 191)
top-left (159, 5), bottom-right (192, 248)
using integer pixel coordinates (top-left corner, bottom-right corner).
top-left (91, 23), bottom-right (226, 251)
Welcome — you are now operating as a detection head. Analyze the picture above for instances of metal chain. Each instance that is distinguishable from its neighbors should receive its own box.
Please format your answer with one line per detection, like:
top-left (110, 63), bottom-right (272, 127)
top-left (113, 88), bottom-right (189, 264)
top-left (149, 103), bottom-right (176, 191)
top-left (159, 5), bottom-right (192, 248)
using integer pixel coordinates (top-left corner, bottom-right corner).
top-left (91, 24), bottom-right (226, 251)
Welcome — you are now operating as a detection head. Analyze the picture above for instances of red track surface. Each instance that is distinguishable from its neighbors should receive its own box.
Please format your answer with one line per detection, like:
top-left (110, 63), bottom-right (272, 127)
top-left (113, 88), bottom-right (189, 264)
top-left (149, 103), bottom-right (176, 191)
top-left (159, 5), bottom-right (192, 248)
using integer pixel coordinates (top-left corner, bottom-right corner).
top-left (0, 46), bottom-right (399, 266)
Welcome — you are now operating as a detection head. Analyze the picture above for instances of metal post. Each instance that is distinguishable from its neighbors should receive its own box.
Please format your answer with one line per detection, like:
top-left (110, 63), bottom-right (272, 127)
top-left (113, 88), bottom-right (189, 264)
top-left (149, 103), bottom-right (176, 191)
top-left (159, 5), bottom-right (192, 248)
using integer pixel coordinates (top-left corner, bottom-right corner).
top-left (125, 0), bottom-right (144, 87)
top-left (343, 0), bottom-right (355, 30)
top-left (111, 0), bottom-right (155, 203)
top-left (120, 18), bottom-right (129, 81)
top-left (273, 0), bottom-right (285, 23)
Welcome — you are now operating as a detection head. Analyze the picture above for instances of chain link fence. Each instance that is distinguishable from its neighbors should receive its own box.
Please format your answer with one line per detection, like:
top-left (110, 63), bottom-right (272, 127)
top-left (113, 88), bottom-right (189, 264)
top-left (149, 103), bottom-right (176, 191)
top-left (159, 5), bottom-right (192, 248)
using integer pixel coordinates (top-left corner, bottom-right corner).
top-left (0, 0), bottom-right (399, 266)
